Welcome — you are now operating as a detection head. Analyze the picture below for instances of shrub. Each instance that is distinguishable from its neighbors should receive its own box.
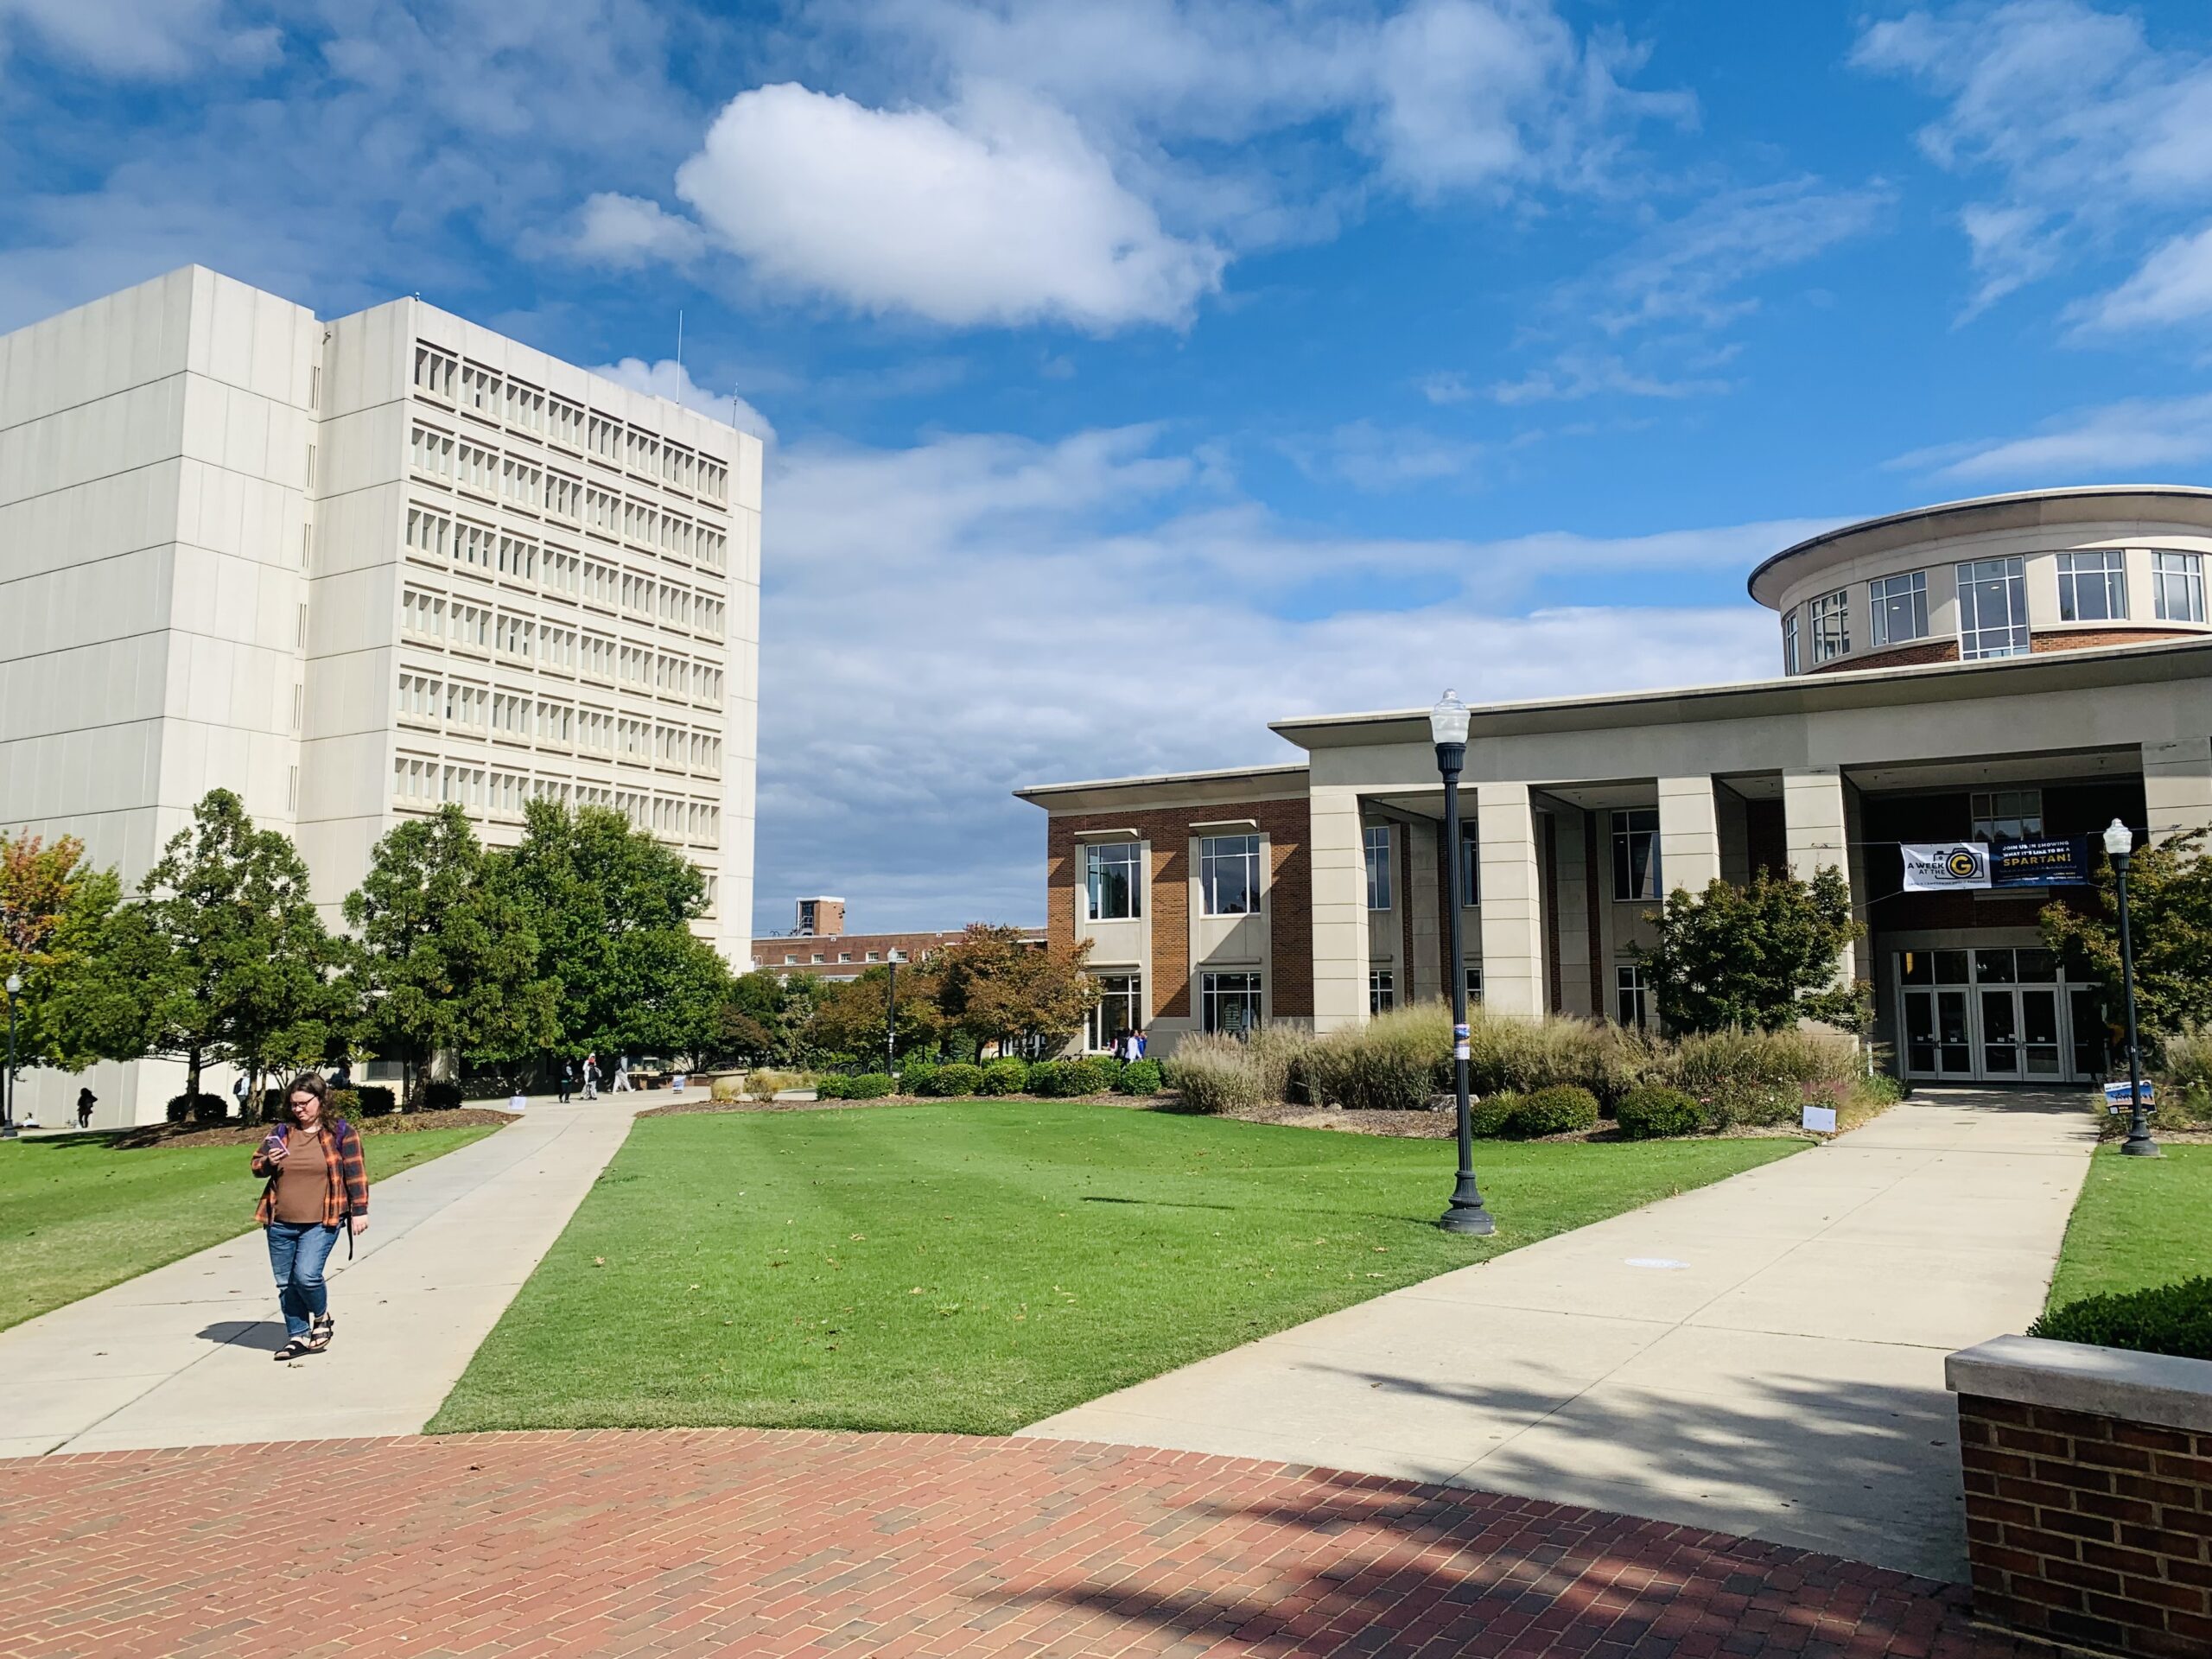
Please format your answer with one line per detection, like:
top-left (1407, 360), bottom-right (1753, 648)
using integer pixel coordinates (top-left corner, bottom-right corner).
top-left (1024, 1060), bottom-right (1073, 1096)
top-left (1510, 1084), bottom-right (1600, 1138)
top-left (1661, 1026), bottom-right (1859, 1129)
top-left (1163, 1034), bottom-right (1268, 1114)
top-left (842, 1072), bottom-right (895, 1100)
top-left (1462, 1007), bottom-right (1657, 1107)
top-left (977, 1058), bottom-right (1030, 1096)
top-left (814, 1073), bottom-right (849, 1099)
top-left (1063, 1057), bottom-right (1118, 1096)
top-left (166, 1091), bottom-right (229, 1125)
top-left (709, 1075), bottom-right (747, 1102)
top-left (2030, 1277), bottom-right (2212, 1362)
top-left (326, 1089), bottom-right (360, 1120)
top-left (421, 1080), bottom-right (464, 1111)
top-left (896, 1061), bottom-right (938, 1096)
top-left (1116, 1058), bottom-right (1164, 1096)
top-left (742, 1069), bottom-right (810, 1100)
top-left (1467, 1093), bottom-right (1518, 1138)
top-left (921, 1062), bottom-right (986, 1097)
top-left (2158, 1023), bottom-right (2212, 1126)
top-left (1309, 1003), bottom-right (1451, 1111)
top-left (355, 1085), bottom-right (398, 1116)
top-left (1616, 1085), bottom-right (1703, 1140)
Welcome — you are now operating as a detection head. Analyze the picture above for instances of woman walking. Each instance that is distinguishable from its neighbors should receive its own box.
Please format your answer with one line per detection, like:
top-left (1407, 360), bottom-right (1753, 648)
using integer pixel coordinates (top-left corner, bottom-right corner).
top-left (249, 1074), bottom-right (370, 1362)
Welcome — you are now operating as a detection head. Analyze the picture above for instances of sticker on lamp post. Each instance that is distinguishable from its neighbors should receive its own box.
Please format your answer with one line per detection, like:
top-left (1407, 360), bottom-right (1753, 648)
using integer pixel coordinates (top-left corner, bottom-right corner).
top-left (1453, 1022), bottom-right (1470, 1062)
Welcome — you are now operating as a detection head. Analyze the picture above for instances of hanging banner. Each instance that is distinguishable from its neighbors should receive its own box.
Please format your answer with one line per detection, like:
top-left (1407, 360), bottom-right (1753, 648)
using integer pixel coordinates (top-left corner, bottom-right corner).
top-left (1991, 837), bottom-right (2090, 887)
top-left (1901, 842), bottom-right (1991, 892)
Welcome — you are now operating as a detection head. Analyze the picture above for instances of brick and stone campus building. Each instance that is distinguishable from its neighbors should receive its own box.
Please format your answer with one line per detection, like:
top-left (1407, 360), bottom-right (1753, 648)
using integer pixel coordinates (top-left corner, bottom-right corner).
top-left (1, 267), bottom-right (762, 1123)
top-left (750, 898), bottom-right (1044, 984)
top-left (1020, 486), bottom-right (2212, 1078)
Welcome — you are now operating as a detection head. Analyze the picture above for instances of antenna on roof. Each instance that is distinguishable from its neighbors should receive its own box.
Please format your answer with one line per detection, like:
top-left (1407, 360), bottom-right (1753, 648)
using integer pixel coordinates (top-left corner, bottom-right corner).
top-left (675, 309), bottom-right (684, 383)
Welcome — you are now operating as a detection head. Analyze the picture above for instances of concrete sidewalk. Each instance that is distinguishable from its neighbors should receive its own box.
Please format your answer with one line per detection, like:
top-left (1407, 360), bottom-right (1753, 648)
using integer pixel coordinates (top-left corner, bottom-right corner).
top-left (1022, 1088), bottom-right (2099, 1582)
top-left (0, 1096), bottom-right (652, 1457)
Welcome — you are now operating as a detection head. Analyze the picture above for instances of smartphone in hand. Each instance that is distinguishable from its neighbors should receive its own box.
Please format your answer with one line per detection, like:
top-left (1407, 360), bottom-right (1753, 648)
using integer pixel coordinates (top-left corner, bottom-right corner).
top-left (261, 1130), bottom-right (287, 1160)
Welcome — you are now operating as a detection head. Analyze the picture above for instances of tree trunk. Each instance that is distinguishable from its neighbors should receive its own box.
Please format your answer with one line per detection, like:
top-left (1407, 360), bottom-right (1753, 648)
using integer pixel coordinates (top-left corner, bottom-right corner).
top-left (187, 1046), bottom-right (202, 1103)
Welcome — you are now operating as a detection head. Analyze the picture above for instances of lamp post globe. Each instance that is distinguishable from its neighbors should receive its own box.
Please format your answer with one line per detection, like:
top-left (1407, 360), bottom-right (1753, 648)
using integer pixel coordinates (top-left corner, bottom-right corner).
top-left (1, 971), bottom-right (19, 1141)
top-left (1431, 690), bottom-right (1494, 1236)
top-left (2102, 820), bottom-right (2158, 1158)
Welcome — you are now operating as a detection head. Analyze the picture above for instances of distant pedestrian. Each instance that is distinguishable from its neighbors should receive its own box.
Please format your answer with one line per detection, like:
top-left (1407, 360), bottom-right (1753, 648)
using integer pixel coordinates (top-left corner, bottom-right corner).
top-left (671, 1071), bottom-right (688, 1096)
top-left (249, 1073), bottom-right (369, 1363)
top-left (582, 1053), bottom-right (601, 1099)
top-left (232, 1074), bottom-right (249, 1116)
top-left (612, 1055), bottom-right (632, 1092)
top-left (76, 1087), bottom-right (95, 1129)
top-left (558, 1059), bottom-right (575, 1103)
top-left (332, 1059), bottom-right (353, 1089)
top-left (1133, 1028), bottom-right (1148, 1059)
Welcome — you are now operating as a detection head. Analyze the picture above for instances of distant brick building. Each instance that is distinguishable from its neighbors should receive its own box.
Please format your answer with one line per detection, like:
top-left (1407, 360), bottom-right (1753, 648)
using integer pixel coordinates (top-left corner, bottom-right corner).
top-left (752, 898), bottom-right (1042, 982)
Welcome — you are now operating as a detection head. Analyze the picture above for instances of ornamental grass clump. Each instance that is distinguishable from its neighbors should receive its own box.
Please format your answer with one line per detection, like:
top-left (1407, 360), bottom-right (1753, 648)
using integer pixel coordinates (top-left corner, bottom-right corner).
top-left (2158, 1023), bottom-right (2212, 1126)
top-left (1162, 1033), bottom-right (1274, 1114)
top-left (1662, 1026), bottom-right (1859, 1128)
top-left (1461, 1007), bottom-right (1657, 1107)
top-left (1307, 1003), bottom-right (1452, 1111)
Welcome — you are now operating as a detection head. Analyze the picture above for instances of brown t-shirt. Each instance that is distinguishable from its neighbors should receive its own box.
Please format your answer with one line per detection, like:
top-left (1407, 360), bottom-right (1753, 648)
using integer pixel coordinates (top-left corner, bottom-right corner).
top-left (273, 1128), bottom-right (331, 1224)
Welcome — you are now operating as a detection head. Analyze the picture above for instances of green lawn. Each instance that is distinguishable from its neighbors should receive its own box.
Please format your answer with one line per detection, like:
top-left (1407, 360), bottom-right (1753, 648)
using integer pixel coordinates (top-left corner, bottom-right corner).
top-left (1, 1124), bottom-right (501, 1332)
top-left (433, 1102), bottom-right (1802, 1436)
top-left (2047, 1142), bottom-right (2212, 1309)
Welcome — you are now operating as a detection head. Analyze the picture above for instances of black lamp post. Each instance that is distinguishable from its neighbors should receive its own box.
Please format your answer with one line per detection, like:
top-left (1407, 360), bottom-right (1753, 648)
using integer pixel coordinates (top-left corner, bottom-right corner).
top-left (1432, 690), bottom-right (1495, 1236)
top-left (2, 972), bottom-right (19, 1141)
top-left (885, 953), bottom-right (899, 1076)
top-left (2103, 819), bottom-right (2158, 1159)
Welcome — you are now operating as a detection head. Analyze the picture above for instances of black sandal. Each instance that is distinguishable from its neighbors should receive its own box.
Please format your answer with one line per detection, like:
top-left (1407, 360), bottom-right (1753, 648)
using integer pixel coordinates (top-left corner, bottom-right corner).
top-left (308, 1315), bottom-right (334, 1352)
top-left (275, 1336), bottom-right (315, 1362)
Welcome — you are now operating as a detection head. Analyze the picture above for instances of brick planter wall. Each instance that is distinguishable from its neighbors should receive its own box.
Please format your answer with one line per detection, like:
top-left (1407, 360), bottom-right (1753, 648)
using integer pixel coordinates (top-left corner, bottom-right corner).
top-left (1949, 1335), bottom-right (2212, 1658)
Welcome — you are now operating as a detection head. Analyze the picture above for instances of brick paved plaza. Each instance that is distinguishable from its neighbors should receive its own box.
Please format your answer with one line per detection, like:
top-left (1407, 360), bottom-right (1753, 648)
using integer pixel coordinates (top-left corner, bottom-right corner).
top-left (0, 1430), bottom-right (2047, 1659)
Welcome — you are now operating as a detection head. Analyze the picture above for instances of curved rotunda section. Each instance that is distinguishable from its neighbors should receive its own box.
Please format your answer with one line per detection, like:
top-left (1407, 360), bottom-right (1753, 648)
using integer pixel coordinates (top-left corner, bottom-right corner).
top-left (1748, 486), bottom-right (2212, 677)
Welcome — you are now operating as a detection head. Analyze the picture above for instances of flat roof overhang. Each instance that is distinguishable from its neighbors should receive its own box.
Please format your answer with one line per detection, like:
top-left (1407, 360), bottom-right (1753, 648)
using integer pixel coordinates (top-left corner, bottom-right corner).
top-left (1014, 761), bottom-right (1309, 813)
top-left (1744, 484), bottom-right (2212, 609)
top-left (1268, 635), bottom-right (2212, 752)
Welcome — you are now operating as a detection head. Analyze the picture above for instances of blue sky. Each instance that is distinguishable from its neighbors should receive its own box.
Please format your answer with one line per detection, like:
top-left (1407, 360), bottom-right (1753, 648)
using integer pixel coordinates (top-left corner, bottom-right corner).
top-left (6, 2), bottom-right (2212, 935)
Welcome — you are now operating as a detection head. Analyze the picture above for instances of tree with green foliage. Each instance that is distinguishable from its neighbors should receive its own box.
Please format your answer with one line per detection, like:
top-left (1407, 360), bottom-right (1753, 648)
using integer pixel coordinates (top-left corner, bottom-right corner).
top-left (1634, 867), bottom-right (1866, 1034)
top-left (2043, 825), bottom-right (2212, 1058)
top-left (805, 963), bottom-right (945, 1064)
top-left (493, 800), bottom-right (714, 1056)
top-left (106, 790), bottom-right (346, 1103)
top-left (932, 925), bottom-right (1096, 1057)
top-left (344, 806), bottom-right (559, 1105)
top-left (599, 925), bottom-right (734, 1065)
top-left (0, 831), bottom-right (142, 1077)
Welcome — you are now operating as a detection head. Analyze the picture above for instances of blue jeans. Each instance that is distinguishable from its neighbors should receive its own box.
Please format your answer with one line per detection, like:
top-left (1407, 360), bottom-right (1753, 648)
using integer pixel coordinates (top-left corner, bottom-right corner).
top-left (265, 1220), bottom-right (340, 1339)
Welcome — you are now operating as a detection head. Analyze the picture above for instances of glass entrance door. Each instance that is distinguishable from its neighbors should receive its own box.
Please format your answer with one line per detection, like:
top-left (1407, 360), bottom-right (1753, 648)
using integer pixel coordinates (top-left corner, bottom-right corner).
top-left (1897, 948), bottom-right (2081, 1084)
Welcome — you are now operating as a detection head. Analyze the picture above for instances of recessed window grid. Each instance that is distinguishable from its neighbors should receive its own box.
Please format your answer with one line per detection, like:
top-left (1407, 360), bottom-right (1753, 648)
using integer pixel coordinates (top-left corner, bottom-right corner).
top-left (1457, 822), bottom-right (1481, 908)
top-left (1808, 589), bottom-right (1850, 663)
top-left (2154, 550), bottom-right (2207, 623)
top-left (1616, 963), bottom-right (1650, 1029)
top-left (1869, 570), bottom-right (1929, 646)
top-left (1200, 834), bottom-right (1262, 917)
top-left (1084, 842), bottom-right (1142, 921)
top-left (1363, 824), bottom-right (1392, 911)
top-left (1369, 970), bottom-right (1395, 1014)
top-left (1957, 556), bottom-right (2030, 659)
top-left (1783, 611), bottom-right (1799, 675)
top-left (1971, 789), bottom-right (2043, 844)
top-left (1612, 808), bottom-right (1660, 902)
top-left (1202, 971), bottom-right (1262, 1037)
top-left (2057, 550), bottom-right (2128, 622)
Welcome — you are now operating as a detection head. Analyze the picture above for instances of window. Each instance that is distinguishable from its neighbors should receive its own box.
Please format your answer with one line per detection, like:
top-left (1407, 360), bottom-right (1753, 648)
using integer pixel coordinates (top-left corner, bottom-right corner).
top-left (1369, 969), bottom-right (1395, 1014)
top-left (1808, 590), bottom-right (1849, 664)
top-left (1783, 610), bottom-right (1800, 676)
top-left (1084, 842), bottom-right (1142, 921)
top-left (1612, 808), bottom-right (1660, 901)
top-left (1200, 833), bottom-right (1262, 917)
top-left (410, 426), bottom-right (454, 479)
top-left (2057, 550), bottom-right (2128, 622)
top-left (1201, 971), bottom-right (1262, 1037)
top-left (1086, 974), bottom-right (1143, 1052)
top-left (2154, 550), bottom-right (2207, 622)
top-left (1363, 824), bottom-right (1393, 910)
top-left (413, 346), bottom-right (455, 399)
top-left (1465, 966), bottom-right (1484, 1006)
top-left (406, 506), bottom-right (451, 560)
top-left (1869, 571), bottom-right (1929, 646)
top-left (1616, 963), bottom-right (1649, 1029)
top-left (1971, 789), bottom-right (2043, 845)
top-left (1957, 555), bottom-right (2030, 659)
top-left (1457, 822), bottom-right (1481, 907)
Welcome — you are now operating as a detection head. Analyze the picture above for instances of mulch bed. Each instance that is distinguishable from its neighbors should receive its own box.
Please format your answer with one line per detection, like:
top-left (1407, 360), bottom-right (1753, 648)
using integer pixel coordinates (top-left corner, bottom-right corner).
top-left (106, 1108), bottom-right (518, 1149)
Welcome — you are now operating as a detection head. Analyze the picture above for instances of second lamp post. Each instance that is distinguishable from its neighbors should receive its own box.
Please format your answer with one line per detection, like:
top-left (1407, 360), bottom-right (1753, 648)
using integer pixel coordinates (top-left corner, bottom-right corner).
top-left (2103, 819), bottom-right (2158, 1159)
top-left (1431, 690), bottom-right (1495, 1236)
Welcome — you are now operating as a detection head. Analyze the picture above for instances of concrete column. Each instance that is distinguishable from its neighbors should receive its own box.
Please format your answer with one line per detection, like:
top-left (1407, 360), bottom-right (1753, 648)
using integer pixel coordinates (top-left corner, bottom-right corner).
top-left (1476, 781), bottom-right (1546, 1017)
top-left (1656, 776), bottom-right (1721, 896)
top-left (1310, 788), bottom-right (1370, 1033)
top-left (2143, 737), bottom-right (2212, 847)
top-left (1406, 817), bottom-right (1443, 1003)
top-left (1551, 807), bottom-right (1595, 1017)
top-left (1783, 766), bottom-right (1859, 985)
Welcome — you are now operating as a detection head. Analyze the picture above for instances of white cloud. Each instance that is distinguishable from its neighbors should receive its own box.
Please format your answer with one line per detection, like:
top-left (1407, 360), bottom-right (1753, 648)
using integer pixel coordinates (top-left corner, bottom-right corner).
top-left (0, 0), bottom-right (274, 79)
top-left (1486, 351), bottom-right (1730, 404)
top-left (1287, 420), bottom-right (1484, 493)
top-left (572, 193), bottom-right (706, 268)
top-left (591, 356), bottom-right (774, 442)
top-left (1855, 2), bottom-right (2212, 318)
top-left (1417, 372), bottom-right (1474, 404)
top-left (1889, 391), bottom-right (2212, 481)
top-left (754, 421), bottom-right (1801, 931)
top-left (2083, 221), bottom-right (2212, 330)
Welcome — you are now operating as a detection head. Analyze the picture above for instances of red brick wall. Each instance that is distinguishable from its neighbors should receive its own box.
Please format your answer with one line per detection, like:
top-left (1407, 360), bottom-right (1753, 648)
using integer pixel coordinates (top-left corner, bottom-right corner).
top-left (1958, 1391), bottom-right (2212, 1657)
top-left (2032, 628), bottom-right (2198, 654)
top-left (752, 929), bottom-right (1010, 972)
top-left (1045, 798), bottom-right (1313, 1023)
top-left (1808, 639), bottom-right (1959, 673)
top-left (1808, 629), bottom-right (2198, 675)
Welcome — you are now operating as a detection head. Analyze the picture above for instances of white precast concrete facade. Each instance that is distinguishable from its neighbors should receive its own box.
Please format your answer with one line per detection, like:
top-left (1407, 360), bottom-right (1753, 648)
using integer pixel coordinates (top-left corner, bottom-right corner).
top-left (0, 268), bottom-right (762, 1125)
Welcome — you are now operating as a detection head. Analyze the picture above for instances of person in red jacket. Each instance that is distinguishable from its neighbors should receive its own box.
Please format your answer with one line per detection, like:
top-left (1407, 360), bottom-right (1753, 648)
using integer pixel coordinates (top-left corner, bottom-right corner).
top-left (249, 1074), bottom-right (370, 1362)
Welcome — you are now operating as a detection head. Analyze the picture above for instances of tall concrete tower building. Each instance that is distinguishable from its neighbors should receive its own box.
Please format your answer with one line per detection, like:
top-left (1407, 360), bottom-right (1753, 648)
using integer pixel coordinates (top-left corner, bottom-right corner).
top-left (0, 267), bottom-right (762, 1123)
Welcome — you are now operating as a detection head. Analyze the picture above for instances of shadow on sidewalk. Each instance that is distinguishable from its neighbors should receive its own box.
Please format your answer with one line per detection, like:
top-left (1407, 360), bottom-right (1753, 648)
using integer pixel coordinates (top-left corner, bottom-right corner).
top-left (197, 1320), bottom-right (288, 1352)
